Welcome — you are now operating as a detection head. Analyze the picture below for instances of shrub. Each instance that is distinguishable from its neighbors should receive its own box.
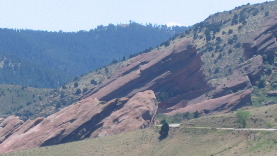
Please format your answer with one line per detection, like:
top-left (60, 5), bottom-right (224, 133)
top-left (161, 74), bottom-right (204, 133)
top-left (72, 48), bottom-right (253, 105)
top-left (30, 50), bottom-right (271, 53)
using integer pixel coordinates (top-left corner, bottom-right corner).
top-left (252, 9), bottom-right (259, 16)
top-left (271, 83), bottom-right (277, 90)
top-left (258, 78), bottom-right (266, 88)
top-left (236, 110), bottom-right (251, 128)
top-left (159, 122), bottom-right (169, 140)
top-left (74, 82), bottom-right (78, 88)
top-left (205, 30), bottom-right (212, 42)
top-left (231, 14), bottom-right (239, 25)
top-left (217, 54), bottom-right (223, 60)
top-left (193, 111), bottom-right (200, 118)
top-left (228, 38), bottom-right (234, 45)
top-left (91, 80), bottom-right (98, 85)
top-left (75, 88), bottom-right (82, 95)
top-left (216, 37), bottom-right (222, 43)
top-left (160, 40), bottom-right (170, 47)
top-left (228, 29), bottom-right (233, 34)
top-left (83, 88), bottom-right (88, 93)
top-left (234, 43), bottom-right (241, 48)
top-left (111, 59), bottom-right (118, 64)
top-left (238, 25), bottom-right (243, 30)
top-left (214, 67), bottom-right (220, 74)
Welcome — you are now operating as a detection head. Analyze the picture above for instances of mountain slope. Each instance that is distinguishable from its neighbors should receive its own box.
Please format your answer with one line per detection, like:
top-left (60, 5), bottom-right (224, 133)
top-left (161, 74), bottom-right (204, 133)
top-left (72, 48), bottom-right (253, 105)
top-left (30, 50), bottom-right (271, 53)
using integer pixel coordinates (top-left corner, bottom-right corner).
top-left (0, 23), bottom-right (185, 88)
top-left (9, 0), bottom-right (277, 120)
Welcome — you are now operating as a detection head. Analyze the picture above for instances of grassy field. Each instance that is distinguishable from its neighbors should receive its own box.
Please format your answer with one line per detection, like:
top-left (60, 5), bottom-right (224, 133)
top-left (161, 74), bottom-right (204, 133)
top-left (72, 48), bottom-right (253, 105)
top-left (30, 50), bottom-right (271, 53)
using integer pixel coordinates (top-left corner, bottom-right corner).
top-left (5, 104), bottom-right (277, 156)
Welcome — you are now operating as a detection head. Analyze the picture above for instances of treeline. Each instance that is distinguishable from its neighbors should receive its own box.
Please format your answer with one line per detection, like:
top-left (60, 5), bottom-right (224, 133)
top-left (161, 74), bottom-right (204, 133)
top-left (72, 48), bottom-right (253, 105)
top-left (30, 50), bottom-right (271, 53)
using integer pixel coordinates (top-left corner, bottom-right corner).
top-left (0, 22), bottom-right (186, 88)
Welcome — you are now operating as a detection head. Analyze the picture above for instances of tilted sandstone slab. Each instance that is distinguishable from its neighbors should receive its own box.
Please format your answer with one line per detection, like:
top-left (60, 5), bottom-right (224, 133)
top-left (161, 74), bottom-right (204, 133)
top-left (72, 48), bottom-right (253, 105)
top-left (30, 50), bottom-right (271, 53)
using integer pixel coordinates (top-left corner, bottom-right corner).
top-left (166, 89), bottom-right (253, 116)
top-left (90, 90), bottom-right (157, 137)
top-left (0, 116), bottom-right (23, 144)
top-left (83, 39), bottom-right (210, 103)
top-left (243, 10), bottom-right (277, 59)
top-left (0, 90), bottom-right (157, 154)
top-left (210, 55), bottom-right (264, 99)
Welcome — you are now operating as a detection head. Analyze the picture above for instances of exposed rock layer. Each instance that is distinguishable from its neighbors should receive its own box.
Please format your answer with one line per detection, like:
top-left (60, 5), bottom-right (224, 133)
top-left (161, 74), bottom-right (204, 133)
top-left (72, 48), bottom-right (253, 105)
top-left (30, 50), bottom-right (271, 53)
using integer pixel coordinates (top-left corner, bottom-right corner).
top-left (84, 39), bottom-right (210, 103)
top-left (0, 90), bottom-right (157, 154)
top-left (243, 10), bottom-right (277, 60)
top-left (159, 55), bottom-right (263, 115)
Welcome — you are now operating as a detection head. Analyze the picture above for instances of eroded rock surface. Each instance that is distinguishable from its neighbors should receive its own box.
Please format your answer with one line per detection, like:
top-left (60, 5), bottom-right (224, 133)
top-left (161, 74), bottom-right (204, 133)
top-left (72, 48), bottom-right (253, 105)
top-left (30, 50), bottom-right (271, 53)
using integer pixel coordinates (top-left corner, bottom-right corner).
top-left (159, 55), bottom-right (264, 115)
top-left (166, 89), bottom-right (252, 115)
top-left (0, 90), bottom-right (157, 154)
top-left (84, 39), bottom-right (210, 103)
top-left (243, 11), bottom-right (277, 60)
top-left (0, 116), bottom-right (23, 144)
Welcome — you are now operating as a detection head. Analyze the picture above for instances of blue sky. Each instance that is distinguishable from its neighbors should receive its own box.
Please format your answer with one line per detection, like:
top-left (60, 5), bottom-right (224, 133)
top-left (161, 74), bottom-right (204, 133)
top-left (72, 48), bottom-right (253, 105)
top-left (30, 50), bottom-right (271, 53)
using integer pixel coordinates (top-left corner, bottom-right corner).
top-left (0, 0), bottom-right (273, 32)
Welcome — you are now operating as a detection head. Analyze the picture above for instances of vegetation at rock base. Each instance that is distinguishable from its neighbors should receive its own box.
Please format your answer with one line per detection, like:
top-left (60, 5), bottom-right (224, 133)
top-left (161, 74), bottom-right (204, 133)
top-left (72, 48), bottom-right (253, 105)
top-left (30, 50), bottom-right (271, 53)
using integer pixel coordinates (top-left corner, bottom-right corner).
top-left (156, 112), bottom-right (201, 124)
top-left (236, 110), bottom-right (251, 128)
top-left (5, 104), bottom-right (277, 156)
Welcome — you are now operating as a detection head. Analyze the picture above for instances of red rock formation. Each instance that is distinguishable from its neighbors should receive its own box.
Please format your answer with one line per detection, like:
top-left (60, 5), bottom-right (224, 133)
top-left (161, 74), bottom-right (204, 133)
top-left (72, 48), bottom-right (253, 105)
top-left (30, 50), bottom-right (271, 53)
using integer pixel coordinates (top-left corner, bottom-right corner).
top-left (0, 90), bottom-right (157, 154)
top-left (90, 90), bottom-right (157, 137)
top-left (166, 89), bottom-right (253, 116)
top-left (0, 116), bottom-right (23, 143)
top-left (243, 11), bottom-right (277, 60)
top-left (83, 39), bottom-right (210, 103)
top-left (159, 55), bottom-right (264, 115)
top-left (210, 55), bottom-right (264, 98)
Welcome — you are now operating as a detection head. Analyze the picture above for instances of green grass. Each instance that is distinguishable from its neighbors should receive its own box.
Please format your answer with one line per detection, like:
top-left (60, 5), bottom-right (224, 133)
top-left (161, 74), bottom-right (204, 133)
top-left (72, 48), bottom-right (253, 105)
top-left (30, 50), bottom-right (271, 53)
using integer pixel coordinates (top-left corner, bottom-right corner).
top-left (0, 84), bottom-right (52, 117)
top-left (5, 104), bottom-right (277, 156)
top-left (155, 112), bottom-right (199, 124)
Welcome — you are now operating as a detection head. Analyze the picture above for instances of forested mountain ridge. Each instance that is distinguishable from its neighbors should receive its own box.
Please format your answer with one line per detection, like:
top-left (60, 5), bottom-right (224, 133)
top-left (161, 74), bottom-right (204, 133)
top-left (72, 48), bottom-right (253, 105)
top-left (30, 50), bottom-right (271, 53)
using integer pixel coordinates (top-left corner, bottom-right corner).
top-left (0, 22), bottom-right (186, 88)
top-left (7, 1), bottom-right (276, 120)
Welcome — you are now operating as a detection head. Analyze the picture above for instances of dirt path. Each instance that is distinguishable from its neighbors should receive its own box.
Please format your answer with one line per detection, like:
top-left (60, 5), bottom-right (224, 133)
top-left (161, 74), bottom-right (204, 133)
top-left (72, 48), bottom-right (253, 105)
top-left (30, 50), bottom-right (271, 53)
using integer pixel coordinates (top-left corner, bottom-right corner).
top-left (162, 124), bottom-right (277, 131)
top-left (215, 127), bottom-right (277, 131)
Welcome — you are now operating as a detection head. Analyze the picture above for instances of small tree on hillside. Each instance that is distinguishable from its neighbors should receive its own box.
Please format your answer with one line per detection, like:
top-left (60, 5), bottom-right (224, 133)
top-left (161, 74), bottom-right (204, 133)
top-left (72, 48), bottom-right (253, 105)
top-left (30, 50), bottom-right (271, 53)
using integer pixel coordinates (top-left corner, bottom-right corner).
top-left (159, 122), bottom-right (169, 140)
top-left (236, 110), bottom-right (250, 128)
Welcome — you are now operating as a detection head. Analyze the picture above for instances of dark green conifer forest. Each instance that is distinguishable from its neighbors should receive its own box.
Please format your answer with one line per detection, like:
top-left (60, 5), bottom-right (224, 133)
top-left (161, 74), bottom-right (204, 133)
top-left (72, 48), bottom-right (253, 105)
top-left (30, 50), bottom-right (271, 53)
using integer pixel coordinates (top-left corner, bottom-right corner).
top-left (0, 22), bottom-right (185, 88)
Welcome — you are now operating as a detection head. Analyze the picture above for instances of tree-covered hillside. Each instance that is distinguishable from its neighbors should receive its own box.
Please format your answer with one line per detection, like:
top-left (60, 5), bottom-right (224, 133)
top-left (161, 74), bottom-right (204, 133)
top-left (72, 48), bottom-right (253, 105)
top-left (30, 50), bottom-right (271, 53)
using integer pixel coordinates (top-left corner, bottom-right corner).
top-left (0, 22), bottom-right (185, 88)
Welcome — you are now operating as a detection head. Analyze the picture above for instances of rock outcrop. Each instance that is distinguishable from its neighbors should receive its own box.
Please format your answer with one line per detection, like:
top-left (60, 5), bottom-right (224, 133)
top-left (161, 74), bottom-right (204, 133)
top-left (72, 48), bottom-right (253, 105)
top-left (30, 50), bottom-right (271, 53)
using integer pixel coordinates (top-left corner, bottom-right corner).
top-left (0, 90), bottom-right (157, 154)
top-left (243, 10), bottom-right (277, 60)
top-left (162, 12), bottom-right (277, 116)
top-left (166, 89), bottom-right (253, 115)
top-left (267, 90), bottom-right (277, 97)
top-left (159, 55), bottom-right (264, 115)
top-left (83, 39), bottom-right (210, 103)
top-left (210, 55), bottom-right (264, 98)
top-left (0, 116), bottom-right (23, 144)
